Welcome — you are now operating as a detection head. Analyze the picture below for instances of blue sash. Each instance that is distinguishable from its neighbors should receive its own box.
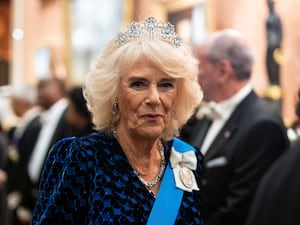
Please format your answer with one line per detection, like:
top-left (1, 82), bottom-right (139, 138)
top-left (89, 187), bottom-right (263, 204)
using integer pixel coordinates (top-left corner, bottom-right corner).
top-left (146, 137), bottom-right (196, 225)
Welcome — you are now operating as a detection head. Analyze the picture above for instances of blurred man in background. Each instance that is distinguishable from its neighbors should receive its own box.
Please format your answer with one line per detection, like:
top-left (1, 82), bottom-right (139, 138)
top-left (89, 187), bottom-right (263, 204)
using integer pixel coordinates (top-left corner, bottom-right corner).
top-left (180, 29), bottom-right (289, 225)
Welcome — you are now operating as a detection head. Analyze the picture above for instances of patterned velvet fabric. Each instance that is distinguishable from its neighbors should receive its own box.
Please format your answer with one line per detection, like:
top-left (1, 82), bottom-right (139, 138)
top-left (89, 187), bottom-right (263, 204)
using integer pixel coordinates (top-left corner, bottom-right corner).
top-left (31, 131), bottom-right (203, 224)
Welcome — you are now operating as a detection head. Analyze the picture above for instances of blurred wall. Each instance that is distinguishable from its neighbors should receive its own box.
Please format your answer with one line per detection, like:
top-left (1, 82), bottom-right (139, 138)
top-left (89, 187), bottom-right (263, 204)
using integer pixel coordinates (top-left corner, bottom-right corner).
top-left (10, 0), bottom-right (68, 85)
top-left (0, 0), bottom-right (10, 85)
top-left (212, 0), bottom-right (300, 124)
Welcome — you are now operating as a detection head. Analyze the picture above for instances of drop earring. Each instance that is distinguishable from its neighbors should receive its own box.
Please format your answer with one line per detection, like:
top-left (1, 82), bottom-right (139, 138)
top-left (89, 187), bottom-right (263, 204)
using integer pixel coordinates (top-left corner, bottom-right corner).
top-left (112, 102), bottom-right (119, 116)
top-left (172, 110), bottom-right (176, 119)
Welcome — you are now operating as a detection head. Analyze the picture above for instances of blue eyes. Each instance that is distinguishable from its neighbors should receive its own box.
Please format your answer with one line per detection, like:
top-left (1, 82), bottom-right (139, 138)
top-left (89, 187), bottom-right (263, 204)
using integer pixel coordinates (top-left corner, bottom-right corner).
top-left (160, 82), bottom-right (174, 89)
top-left (130, 81), bottom-right (174, 90)
top-left (131, 81), bottom-right (145, 88)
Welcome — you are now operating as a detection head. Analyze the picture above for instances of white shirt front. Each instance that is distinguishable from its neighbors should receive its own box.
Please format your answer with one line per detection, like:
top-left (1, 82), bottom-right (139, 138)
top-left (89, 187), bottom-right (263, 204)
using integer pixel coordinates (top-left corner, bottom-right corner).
top-left (201, 84), bottom-right (252, 155)
top-left (27, 98), bottom-right (68, 182)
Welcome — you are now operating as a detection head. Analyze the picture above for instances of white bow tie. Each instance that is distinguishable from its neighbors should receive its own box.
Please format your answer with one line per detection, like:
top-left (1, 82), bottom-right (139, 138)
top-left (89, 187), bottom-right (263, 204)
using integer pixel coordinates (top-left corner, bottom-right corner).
top-left (196, 101), bottom-right (222, 120)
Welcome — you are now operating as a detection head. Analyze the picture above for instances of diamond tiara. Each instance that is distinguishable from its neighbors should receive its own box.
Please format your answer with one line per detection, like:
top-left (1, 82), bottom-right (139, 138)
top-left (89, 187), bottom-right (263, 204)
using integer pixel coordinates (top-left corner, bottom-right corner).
top-left (116, 16), bottom-right (183, 48)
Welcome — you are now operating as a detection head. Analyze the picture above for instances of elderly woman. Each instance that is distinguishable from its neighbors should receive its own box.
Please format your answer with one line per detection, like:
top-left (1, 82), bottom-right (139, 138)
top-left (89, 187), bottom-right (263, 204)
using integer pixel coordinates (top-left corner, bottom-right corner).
top-left (31, 17), bottom-right (203, 224)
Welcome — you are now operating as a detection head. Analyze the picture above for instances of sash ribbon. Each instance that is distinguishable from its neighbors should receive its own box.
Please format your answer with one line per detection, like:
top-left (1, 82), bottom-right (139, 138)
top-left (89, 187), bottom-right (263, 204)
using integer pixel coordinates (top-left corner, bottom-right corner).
top-left (146, 138), bottom-right (198, 225)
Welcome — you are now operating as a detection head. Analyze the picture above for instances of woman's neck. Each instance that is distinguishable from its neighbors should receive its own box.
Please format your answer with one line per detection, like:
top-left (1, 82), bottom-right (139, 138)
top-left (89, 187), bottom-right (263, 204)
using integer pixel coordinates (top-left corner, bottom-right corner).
top-left (114, 129), bottom-right (162, 178)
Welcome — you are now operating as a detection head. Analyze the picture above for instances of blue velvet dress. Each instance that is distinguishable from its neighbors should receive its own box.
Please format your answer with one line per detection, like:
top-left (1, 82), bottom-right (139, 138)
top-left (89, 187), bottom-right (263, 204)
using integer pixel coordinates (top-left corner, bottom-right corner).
top-left (31, 131), bottom-right (203, 225)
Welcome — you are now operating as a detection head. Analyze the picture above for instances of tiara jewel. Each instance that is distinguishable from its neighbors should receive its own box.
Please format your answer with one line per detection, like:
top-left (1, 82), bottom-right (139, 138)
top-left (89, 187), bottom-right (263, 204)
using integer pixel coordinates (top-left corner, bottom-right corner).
top-left (116, 16), bottom-right (182, 47)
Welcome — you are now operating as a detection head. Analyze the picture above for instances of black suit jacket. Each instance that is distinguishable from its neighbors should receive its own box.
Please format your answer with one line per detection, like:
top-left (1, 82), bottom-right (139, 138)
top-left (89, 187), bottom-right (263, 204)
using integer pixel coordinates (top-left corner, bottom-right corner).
top-left (12, 115), bottom-right (43, 211)
top-left (245, 139), bottom-right (300, 225)
top-left (21, 109), bottom-right (72, 211)
top-left (180, 91), bottom-right (289, 225)
top-left (4, 115), bottom-right (42, 191)
top-left (0, 132), bottom-right (9, 225)
top-left (2, 115), bottom-right (43, 224)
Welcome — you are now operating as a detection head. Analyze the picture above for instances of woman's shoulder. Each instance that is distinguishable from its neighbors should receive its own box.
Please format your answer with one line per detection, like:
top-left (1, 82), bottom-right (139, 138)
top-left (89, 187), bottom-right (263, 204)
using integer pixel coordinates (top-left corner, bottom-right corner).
top-left (49, 130), bottom-right (115, 160)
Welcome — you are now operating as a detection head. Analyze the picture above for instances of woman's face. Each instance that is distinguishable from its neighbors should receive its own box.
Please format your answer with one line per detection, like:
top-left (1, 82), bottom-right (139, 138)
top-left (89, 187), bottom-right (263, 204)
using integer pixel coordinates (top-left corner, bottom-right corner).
top-left (117, 58), bottom-right (177, 139)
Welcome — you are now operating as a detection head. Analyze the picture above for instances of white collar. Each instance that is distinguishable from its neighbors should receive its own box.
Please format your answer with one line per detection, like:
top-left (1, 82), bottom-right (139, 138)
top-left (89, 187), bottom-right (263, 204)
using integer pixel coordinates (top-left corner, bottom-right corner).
top-left (209, 83), bottom-right (252, 120)
top-left (40, 98), bottom-right (68, 122)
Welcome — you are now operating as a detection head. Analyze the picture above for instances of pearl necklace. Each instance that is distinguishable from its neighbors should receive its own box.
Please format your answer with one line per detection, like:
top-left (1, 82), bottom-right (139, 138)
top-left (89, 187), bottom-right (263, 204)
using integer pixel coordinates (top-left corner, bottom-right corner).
top-left (133, 142), bottom-right (166, 191)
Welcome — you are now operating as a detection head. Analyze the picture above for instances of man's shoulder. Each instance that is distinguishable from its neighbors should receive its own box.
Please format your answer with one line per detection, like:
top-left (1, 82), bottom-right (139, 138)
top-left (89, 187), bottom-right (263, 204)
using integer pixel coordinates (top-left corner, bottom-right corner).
top-left (240, 95), bottom-right (283, 122)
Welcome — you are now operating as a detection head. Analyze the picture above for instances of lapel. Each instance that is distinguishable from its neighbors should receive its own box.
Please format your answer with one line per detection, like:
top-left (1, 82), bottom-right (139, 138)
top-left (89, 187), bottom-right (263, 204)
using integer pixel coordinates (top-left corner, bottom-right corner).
top-left (204, 91), bottom-right (257, 160)
top-left (190, 117), bottom-right (212, 148)
top-left (180, 114), bottom-right (210, 148)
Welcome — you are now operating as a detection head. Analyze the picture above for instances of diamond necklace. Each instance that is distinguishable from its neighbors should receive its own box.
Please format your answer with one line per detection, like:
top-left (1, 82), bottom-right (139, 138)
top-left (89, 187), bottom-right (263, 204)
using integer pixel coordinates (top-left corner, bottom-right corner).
top-left (133, 141), bottom-right (166, 190)
top-left (112, 130), bottom-right (166, 193)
